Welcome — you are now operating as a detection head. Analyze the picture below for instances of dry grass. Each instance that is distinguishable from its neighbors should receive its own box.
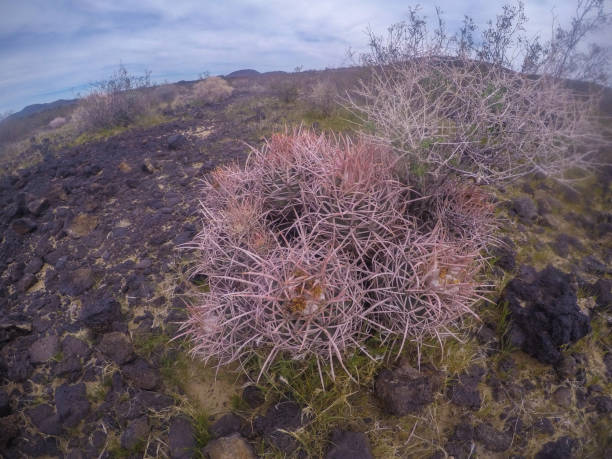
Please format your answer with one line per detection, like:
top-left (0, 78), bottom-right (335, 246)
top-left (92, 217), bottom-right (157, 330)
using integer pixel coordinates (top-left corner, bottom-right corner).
top-left (189, 76), bottom-right (234, 105)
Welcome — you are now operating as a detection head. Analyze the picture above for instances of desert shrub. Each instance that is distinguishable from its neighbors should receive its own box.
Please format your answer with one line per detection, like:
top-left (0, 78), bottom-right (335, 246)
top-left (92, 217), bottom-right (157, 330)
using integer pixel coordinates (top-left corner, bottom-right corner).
top-left (348, 2), bottom-right (610, 185)
top-left (307, 80), bottom-right (338, 116)
top-left (74, 64), bottom-right (153, 131)
top-left (191, 76), bottom-right (233, 104)
top-left (273, 80), bottom-right (300, 103)
top-left (180, 130), bottom-right (493, 380)
top-left (152, 84), bottom-right (180, 107)
top-left (48, 117), bottom-right (67, 129)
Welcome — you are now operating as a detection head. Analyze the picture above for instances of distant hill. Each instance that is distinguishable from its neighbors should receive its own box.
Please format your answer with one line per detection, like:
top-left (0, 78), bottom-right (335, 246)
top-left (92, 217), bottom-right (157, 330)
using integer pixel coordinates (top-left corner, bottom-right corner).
top-left (226, 69), bottom-right (260, 78)
top-left (261, 71), bottom-right (288, 77)
top-left (5, 99), bottom-right (77, 122)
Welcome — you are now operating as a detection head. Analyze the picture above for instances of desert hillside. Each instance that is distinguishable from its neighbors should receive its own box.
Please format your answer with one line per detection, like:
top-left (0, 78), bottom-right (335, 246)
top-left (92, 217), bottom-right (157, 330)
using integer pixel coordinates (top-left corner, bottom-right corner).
top-left (0, 63), bottom-right (610, 459)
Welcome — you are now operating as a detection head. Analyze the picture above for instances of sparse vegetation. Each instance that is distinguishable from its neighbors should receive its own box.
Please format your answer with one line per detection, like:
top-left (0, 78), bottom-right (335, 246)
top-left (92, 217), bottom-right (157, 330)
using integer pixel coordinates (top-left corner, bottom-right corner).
top-left (273, 80), bottom-right (300, 103)
top-left (73, 64), bottom-right (154, 131)
top-left (306, 79), bottom-right (338, 116)
top-left (182, 76), bottom-right (234, 106)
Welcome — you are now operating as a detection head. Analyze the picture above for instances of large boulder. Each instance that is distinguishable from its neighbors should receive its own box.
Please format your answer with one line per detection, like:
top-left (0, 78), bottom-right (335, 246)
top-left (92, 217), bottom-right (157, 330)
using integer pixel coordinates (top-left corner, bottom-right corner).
top-left (447, 365), bottom-right (485, 410)
top-left (80, 297), bottom-right (122, 334)
top-left (121, 358), bottom-right (161, 390)
top-left (121, 416), bottom-right (149, 450)
top-left (252, 400), bottom-right (304, 453)
top-left (375, 364), bottom-right (439, 415)
top-left (98, 332), bottom-right (135, 365)
top-left (535, 436), bottom-right (578, 459)
top-left (167, 134), bottom-right (187, 150)
top-left (500, 265), bottom-right (591, 364)
top-left (29, 335), bottom-right (60, 363)
top-left (169, 416), bottom-right (196, 459)
top-left (55, 383), bottom-right (90, 428)
top-left (325, 430), bottom-right (373, 459)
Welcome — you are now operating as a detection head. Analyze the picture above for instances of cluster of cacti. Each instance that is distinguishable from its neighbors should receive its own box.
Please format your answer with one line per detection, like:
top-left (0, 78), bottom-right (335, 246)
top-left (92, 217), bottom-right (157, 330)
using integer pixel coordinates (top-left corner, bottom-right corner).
top-left (180, 130), bottom-right (493, 379)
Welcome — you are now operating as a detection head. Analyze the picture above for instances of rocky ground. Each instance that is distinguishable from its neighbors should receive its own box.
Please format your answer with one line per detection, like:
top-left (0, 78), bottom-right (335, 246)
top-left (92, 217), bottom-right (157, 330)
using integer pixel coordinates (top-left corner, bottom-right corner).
top-left (0, 72), bottom-right (611, 458)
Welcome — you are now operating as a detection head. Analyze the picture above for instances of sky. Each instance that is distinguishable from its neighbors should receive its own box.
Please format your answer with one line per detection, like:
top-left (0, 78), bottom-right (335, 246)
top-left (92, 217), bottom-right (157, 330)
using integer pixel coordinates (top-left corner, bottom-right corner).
top-left (0, 0), bottom-right (609, 114)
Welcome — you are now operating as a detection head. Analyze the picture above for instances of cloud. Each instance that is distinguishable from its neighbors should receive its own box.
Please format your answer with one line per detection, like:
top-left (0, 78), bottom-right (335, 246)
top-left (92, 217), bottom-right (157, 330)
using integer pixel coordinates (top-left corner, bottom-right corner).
top-left (0, 0), bottom-right (608, 113)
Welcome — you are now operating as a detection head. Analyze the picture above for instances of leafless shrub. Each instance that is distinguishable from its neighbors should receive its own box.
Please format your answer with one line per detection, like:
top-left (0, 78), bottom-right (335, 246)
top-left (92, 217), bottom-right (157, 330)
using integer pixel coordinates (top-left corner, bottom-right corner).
top-left (348, 2), bottom-right (610, 185)
top-left (306, 80), bottom-right (338, 116)
top-left (348, 57), bottom-right (605, 184)
top-left (520, 0), bottom-right (611, 83)
top-left (179, 130), bottom-right (493, 381)
top-left (75, 64), bottom-right (153, 131)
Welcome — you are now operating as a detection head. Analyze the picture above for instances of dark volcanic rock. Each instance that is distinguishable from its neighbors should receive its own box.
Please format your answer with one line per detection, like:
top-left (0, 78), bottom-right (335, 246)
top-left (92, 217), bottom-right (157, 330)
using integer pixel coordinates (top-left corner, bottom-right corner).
top-left (591, 395), bottom-right (612, 414)
top-left (211, 413), bottom-right (243, 438)
top-left (169, 416), bottom-right (196, 459)
top-left (474, 423), bottom-right (512, 452)
top-left (605, 353), bottom-right (612, 379)
top-left (81, 297), bottom-right (122, 334)
top-left (11, 217), bottom-right (37, 234)
top-left (444, 423), bottom-right (475, 459)
top-left (590, 278), bottom-right (612, 310)
top-left (54, 357), bottom-right (83, 378)
top-left (535, 436), bottom-right (578, 459)
top-left (25, 256), bottom-right (44, 275)
top-left (98, 332), bottom-right (135, 365)
top-left (552, 387), bottom-right (572, 408)
top-left (491, 237), bottom-right (516, 272)
top-left (551, 233), bottom-right (581, 258)
top-left (0, 318), bottom-right (32, 343)
top-left (0, 414), bottom-right (21, 449)
top-left (27, 404), bottom-right (62, 435)
top-left (253, 400), bottom-right (304, 453)
top-left (55, 383), bottom-right (90, 428)
top-left (15, 433), bottom-right (61, 457)
top-left (121, 416), bottom-right (149, 450)
top-left (582, 255), bottom-right (610, 275)
top-left (532, 417), bottom-right (555, 436)
top-left (499, 265), bottom-right (591, 364)
top-left (16, 273), bottom-right (36, 292)
top-left (29, 334), bottom-right (60, 363)
top-left (375, 365), bottom-right (438, 415)
top-left (447, 365), bottom-right (484, 410)
top-left (60, 267), bottom-right (95, 296)
top-left (121, 358), bottom-right (161, 390)
top-left (27, 197), bottom-right (49, 216)
top-left (135, 391), bottom-right (173, 411)
top-left (0, 390), bottom-right (10, 416)
top-left (242, 385), bottom-right (265, 408)
top-left (556, 355), bottom-right (577, 380)
top-left (5, 352), bottom-right (33, 382)
top-left (325, 430), bottom-right (373, 459)
top-left (62, 335), bottom-right (91, 359)
top-left (511, 197), bottom-right (538, 222)
top-left (168, 134), bottom-right (187, 150)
